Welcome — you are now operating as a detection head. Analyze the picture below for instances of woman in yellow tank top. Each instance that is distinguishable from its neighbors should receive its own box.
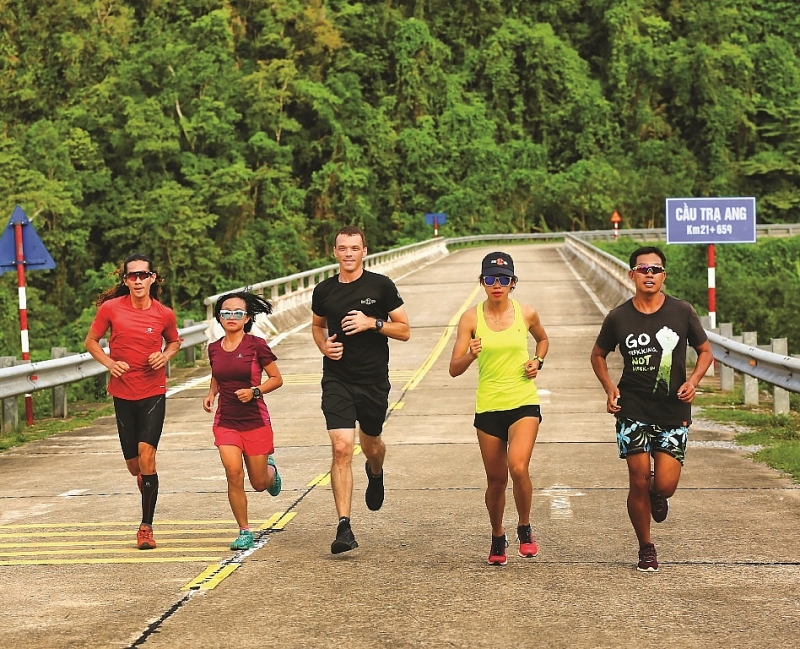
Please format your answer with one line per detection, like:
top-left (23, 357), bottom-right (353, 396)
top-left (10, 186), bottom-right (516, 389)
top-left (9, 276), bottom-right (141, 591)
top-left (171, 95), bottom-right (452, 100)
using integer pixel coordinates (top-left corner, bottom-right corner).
top-left (449, 252), bottom-right (549, 566)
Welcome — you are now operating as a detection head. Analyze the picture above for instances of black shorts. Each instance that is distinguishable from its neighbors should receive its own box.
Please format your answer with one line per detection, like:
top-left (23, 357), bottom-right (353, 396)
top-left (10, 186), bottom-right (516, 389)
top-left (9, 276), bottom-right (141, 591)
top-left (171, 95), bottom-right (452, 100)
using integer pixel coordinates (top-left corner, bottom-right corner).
top-left (113, 395), bottom-right (167, 460)
top-left (473, 405), bottom-right (542, 442)
top-left (321, 376), bottom-right (390, 437)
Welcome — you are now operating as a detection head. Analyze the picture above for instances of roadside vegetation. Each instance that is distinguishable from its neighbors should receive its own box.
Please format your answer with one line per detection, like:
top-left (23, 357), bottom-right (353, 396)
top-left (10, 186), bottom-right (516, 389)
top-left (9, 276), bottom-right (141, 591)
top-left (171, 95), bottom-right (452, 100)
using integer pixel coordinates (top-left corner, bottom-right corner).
top-left (694, 386), bottom-right (800, 483)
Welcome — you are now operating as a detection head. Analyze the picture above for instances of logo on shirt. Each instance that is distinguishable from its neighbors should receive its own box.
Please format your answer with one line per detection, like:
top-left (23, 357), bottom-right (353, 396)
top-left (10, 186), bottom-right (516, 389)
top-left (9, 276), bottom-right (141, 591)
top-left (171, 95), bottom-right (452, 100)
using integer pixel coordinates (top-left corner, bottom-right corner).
top-left (361, 298), bottom-right (376, 305)
top-left (146, 327), bottom-right (154, 334)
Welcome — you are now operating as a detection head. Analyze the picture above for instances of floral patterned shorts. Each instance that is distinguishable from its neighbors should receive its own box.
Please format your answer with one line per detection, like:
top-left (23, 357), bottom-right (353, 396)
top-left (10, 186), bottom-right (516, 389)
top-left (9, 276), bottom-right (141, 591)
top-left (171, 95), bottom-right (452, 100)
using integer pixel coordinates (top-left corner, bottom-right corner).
top-left (614, 416), bottom-right (688, 465)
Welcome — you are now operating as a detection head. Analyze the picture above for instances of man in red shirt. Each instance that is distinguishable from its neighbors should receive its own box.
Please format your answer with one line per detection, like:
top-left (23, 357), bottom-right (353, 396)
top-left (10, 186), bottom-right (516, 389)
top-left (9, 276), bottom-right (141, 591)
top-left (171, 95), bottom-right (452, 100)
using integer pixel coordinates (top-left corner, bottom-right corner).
top-left (85, 253), bottom-right (181, 550)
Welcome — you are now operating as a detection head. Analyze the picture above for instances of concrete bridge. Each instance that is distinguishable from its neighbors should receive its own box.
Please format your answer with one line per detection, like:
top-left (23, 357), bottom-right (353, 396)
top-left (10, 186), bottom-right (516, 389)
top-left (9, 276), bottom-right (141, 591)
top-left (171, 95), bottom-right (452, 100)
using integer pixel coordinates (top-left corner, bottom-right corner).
top-left (1, 243), bottom-right (799, 648)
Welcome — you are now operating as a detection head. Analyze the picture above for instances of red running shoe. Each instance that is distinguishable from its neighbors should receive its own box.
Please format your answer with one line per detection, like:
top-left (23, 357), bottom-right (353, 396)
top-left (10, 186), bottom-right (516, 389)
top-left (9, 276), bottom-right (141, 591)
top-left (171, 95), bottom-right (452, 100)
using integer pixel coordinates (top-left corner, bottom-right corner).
top-left (516, 524), bottom-right (539, 558)
top-left (487, 534), bottom-right (508, 566)
top-left (137, 524), bottom-right (156, 550)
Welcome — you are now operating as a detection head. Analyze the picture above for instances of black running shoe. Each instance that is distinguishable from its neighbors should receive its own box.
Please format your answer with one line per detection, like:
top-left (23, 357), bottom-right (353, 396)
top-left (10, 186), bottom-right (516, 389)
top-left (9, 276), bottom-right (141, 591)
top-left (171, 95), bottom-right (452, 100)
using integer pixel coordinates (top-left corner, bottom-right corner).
top-left (364, 461), bottom-right (385, 511)
top-left (649, 489), bottom-right (669, 523)
top-left (637, 543), bottom-right (659, 572)
top-left (331, 522), bottom-right (359, 554)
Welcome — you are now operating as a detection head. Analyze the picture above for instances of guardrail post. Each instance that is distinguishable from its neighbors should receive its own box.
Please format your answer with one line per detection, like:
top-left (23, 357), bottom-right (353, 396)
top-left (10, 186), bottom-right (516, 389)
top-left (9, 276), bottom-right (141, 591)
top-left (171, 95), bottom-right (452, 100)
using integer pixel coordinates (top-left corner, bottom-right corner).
top-left (742, 332), bottom-right (759, 405)
top-left (183, 320), bottom-right (196, 365)
top-left (771, 338), bottom-right (790, 415)
top-left (719, 323), bottom-right (735, 391)
top-left (52, 348), bottom-right (69, 418)
top-left (1, 357), bottom-right (19, 433)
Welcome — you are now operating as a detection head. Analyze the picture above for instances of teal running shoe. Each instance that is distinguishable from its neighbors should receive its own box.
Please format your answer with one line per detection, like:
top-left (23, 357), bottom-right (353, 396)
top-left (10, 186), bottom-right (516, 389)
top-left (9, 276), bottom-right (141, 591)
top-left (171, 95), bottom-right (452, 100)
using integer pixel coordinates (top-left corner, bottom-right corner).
top-left (230, 529), bottom-right (254, 550)
top-left (267, 456), bottom-right (282, 496)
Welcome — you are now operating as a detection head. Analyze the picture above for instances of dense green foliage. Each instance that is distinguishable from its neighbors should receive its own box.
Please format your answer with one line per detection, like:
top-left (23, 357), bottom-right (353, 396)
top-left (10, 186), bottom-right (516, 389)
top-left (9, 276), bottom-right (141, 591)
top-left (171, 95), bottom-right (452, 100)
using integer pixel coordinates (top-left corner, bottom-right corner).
top-left (595, 235), bottom-right (800, 354)
top-left (1, 0), bottom-right (800, 359)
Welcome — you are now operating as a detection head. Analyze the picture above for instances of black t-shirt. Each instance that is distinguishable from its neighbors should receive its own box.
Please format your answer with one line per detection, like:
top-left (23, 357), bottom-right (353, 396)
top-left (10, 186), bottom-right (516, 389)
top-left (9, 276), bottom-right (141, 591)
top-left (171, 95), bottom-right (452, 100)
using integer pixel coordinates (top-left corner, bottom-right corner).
top-left (311, 270), bottom-right (404, 384)
top-left (595, 295), bottom-right (708, 427)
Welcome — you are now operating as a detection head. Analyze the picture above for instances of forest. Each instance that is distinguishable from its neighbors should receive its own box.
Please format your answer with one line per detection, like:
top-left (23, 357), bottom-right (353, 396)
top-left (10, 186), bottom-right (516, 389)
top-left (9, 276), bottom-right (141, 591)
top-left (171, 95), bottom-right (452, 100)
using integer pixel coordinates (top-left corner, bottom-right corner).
top-left (1, 0), bottom-right (799, 359)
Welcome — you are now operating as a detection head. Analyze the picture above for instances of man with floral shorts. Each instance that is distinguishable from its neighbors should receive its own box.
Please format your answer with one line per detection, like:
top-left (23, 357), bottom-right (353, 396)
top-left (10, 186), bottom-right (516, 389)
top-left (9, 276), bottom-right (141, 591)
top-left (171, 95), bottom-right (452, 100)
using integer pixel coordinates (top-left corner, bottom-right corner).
top-left (590, 246), bottom-right (713, 572)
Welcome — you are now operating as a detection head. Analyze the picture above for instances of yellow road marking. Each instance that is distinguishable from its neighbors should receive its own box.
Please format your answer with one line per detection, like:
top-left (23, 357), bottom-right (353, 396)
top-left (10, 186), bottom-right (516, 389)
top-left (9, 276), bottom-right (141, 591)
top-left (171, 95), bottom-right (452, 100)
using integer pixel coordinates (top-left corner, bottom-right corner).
top-left (0, 538), bottom-right (242, 549)
top-left (270, 512), bottom-right (296, 530)
top-left (182, 564), bottom-right (239, 591)
top-left (0, 529), bottom-right (237, 539)
top-left (388, 401), bottom-right (404, 411)
top-left (0, 520), bottom-right (245, 530)
top-left (0, 548), bottom-right (230, 557)
top-left (401, 285), bottom-right (482, 391)
top-left (307, 473), bottom-right (328, 487)
top-left (0, 557), bottom-right (222, 566)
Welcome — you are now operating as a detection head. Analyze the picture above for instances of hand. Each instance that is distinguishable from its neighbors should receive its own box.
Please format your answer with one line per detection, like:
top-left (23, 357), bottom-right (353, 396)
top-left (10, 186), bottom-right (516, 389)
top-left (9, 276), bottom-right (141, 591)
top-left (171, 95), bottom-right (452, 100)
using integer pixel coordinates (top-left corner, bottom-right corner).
top-left (323, 333), bottom-right (344, 360)
top-left (468, 337), bottom-right (482, 357)
top-left (234, 388), bottom-right (255, 403)
top-left (147, 352), bottom-right (168, 370)
top-left (607, 390), bottom-right (621, 414)
top-left (203, 394), bottom-right (215, 412)
top-left (677, 381), bottom-right (697, 403)
top-left (108, 360), bottom-right (130, 377)
top-left (524, 359), bottom-right (539, 379)
top-left (341, 310), bottom-right (370, 336)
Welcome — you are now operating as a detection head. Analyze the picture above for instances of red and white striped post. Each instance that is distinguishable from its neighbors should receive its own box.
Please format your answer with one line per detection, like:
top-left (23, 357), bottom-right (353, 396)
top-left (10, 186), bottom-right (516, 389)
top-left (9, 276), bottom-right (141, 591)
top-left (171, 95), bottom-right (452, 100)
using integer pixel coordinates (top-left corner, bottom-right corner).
top-left (707, 243), bottom-right (716, 329)
top-left (14, 221), bottom-right (34, 425)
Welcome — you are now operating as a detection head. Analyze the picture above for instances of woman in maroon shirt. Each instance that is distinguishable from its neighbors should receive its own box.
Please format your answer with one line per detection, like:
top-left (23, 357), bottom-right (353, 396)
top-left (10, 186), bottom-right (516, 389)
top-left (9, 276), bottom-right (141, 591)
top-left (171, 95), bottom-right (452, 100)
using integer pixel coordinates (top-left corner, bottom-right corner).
top-left (203, 291), bottom-right (283, 551)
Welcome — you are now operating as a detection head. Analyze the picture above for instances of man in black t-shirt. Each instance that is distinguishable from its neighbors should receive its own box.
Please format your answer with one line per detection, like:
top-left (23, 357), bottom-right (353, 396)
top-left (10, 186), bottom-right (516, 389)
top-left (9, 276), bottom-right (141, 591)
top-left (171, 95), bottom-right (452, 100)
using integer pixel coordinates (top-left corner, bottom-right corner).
top-left (311, 225), bottom-right (410, 554)
top-left (591, 246), bottom-right (713, 572)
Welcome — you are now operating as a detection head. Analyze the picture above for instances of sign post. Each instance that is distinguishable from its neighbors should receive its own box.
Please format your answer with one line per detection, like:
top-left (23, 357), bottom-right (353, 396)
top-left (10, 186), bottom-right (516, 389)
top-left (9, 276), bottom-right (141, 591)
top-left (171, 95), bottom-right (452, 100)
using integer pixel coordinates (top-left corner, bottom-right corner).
top-left (424, 212), bottom-right (447, 238)
top-left (610, 210), bottom-right (622, 240)
top-left (0, 205), bottom-right (57, 425)
top-left (665, 197), bottom-right (756, 329)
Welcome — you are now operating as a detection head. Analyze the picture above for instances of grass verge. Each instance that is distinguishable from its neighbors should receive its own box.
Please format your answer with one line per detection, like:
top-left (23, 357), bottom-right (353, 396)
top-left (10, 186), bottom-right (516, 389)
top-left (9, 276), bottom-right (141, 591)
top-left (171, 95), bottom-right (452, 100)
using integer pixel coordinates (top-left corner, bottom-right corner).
top-left (694, 387), bottom-right (800, 483)
top-left (0, 402), bottom-right (115, 453)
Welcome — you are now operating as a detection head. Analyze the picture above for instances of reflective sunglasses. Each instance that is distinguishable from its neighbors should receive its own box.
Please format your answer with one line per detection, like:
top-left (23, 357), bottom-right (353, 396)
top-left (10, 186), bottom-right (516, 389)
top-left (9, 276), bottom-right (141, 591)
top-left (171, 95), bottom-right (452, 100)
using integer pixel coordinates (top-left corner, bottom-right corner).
top-left (123, 270), bottom-right (154, 281)
top-left (482, 275), bottom-right (514, 287)
top-left (631, 264), bottom-right (665, 275)
top-left (219, 309), bottom-right (247, 320)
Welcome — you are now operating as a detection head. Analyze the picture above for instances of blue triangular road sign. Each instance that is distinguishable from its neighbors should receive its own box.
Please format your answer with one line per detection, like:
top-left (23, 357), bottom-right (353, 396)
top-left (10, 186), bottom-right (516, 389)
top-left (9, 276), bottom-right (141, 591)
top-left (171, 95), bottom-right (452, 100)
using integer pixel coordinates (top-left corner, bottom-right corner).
top-left (0, 205), bottom-right (56, 274)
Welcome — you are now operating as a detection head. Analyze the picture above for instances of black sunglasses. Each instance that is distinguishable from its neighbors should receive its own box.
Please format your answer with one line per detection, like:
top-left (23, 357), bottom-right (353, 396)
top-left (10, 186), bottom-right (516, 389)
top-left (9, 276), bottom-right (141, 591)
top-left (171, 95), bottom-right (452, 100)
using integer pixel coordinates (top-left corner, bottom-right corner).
top-left (124, 271), bottom-right (155, 281)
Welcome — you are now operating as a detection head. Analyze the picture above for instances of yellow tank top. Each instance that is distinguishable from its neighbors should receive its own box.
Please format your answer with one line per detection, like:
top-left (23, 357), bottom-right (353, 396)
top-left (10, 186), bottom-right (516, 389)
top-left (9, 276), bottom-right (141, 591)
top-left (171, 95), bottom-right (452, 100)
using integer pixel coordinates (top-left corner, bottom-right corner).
top-left (475, 299), bottom-right (539, 413)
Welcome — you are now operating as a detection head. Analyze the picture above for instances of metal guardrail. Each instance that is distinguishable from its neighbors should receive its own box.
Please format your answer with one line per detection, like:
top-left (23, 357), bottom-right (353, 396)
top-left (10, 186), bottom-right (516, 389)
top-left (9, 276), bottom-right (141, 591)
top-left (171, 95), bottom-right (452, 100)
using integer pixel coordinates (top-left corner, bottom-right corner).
top-left (0, 323), bottom-right (208, 401)
top-left (707, 331), bottom-right (800, 393)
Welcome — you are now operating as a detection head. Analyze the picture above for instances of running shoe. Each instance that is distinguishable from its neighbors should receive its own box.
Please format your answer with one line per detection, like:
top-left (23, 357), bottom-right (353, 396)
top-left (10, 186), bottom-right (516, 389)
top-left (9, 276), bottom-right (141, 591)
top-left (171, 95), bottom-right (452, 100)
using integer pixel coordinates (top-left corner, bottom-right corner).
top-left (267, 456), bottom-right (282, 497)
top-left (516, 524), bottom-right (539, 558)
top-left (637, 543), bottom-right (659, 572)
top-left (230, 529), bottom-right (255, 550)
top-left (331, 522), bottom-right (359, 554)
top-left (364, 461), bottom-right (384, 511)
top-left (136, 524), bottom-right (156, 550)
top-left (136, 474), bottom-right (143, 493)
top-left (649, 489), bottom-right (669, 523)
top-left (487, 534), bottom-right (508, 566)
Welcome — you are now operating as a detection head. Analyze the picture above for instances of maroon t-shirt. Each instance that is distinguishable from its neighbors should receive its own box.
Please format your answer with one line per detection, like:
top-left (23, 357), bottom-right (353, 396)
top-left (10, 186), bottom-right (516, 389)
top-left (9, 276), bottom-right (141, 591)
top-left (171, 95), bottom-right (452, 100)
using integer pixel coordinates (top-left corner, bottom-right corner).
top-left (208, 334), bottom-right (277, 431)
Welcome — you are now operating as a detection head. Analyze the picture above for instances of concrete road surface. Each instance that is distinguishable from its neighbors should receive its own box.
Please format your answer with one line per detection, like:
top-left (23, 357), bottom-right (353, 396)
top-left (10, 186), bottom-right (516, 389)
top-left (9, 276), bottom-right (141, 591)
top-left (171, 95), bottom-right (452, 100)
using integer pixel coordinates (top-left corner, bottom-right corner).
top-left (1, 244), bottom-right (799, 648)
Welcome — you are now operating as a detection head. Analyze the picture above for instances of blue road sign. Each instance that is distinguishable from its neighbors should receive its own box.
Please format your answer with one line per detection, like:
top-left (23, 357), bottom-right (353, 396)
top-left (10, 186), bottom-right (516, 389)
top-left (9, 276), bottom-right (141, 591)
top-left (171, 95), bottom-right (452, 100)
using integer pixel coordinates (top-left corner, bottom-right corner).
top-left (0, 205), bottom-right (56, 274)
top-left (666, 197), bottom-right (756, 244)
top-left (424, 212), bottom-right (447, 226)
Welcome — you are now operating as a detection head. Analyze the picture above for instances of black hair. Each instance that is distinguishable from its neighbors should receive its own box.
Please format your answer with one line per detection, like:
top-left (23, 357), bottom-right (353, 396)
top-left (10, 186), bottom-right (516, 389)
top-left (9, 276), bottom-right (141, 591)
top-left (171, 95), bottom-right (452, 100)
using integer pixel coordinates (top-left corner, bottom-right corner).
top-left (214, 291), bottom-right (274, 334)
top-left (96, 252), bottom-right (162, 306)
top-left (629, 246), bottom-right (666, 269)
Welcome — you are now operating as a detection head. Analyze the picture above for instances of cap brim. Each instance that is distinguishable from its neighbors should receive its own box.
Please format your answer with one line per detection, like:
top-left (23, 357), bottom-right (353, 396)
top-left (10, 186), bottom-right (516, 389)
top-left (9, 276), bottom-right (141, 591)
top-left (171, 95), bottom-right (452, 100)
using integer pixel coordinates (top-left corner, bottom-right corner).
top-left (483, 267), bottom-right (515, 277)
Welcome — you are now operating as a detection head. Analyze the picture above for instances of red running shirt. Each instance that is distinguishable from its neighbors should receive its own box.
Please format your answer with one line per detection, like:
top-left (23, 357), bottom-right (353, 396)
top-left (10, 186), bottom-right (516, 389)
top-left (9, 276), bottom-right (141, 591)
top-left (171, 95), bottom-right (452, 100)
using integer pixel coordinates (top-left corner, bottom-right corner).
top-left (90, 296), bottom-right (180, 400)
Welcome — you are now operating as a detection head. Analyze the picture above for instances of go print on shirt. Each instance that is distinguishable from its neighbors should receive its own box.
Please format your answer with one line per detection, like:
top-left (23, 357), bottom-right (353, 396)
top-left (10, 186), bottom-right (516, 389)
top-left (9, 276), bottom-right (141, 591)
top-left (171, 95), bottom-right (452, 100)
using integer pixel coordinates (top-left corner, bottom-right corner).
top-left (625, 326), bottom-right (680, 394)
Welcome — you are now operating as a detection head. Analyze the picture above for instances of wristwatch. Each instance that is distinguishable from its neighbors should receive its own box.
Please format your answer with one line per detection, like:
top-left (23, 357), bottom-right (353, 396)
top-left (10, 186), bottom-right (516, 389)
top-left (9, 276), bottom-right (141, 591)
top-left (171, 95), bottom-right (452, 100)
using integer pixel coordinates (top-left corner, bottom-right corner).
top-left (375, 319), bottom-right (384, 332)
top-left (251, 387), bottom-right (262, 398)
top-left (533, 355), bottom-right (545, 368)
